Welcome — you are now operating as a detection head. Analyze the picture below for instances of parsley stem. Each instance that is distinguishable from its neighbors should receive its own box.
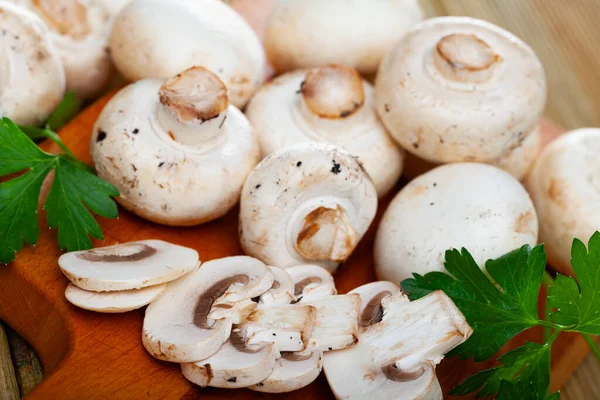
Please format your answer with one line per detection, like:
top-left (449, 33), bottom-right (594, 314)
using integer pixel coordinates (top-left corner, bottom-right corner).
top-left (542, 270), bottom-right (555, 342)
top-left (582, 333), bottom-right (600, 362)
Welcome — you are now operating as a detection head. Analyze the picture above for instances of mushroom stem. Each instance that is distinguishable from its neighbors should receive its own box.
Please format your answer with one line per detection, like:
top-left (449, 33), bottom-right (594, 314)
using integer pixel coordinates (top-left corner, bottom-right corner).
top-left (32, 0), bottom-right (91, 39)
top-left (157, 66), bottom-right (229, 147)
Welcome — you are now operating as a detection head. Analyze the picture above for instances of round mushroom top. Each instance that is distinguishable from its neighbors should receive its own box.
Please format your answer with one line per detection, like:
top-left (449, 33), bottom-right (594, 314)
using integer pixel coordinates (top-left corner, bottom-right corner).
top-left (110, 0), bottom-right (266, 108)
top-left (265, 0), bottom-right (424, 76)
top-left (527, 128), bottom-right (600, 274)
top-left (374, 163), bottom-right (538, 283)
top-left (376, 16), bottom-right (547, 164)
top-left (239, 142), bottom-right (378, 272)
top-left (245, 66), bottom-right (404, 197)
top-left (0, 2), bottom-right (66, 126)
top-left (91, 67), bottom-right (260, 226)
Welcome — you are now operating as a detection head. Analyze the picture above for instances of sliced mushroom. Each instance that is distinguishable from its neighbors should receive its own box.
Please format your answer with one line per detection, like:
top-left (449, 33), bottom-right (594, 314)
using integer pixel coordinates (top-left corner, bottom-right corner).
top-left (239, 142), bottom-right (378, 272)
top-left (97, 0), bottom-right (131, 16)
top-left (303, 294), bottom-right (360, 351)
top-left (248, 350), bottom-right (322, 393)
top-left (0, 2), bottom-right (66, 126)
top-left (110, 0), bottom-right (265, 108)
top-left (527, 128), bottom-right (600, 275)
top-left (58, 240), bottom-right (199, 291)
top-left (91, 66), bottom-right (260, 226)
top-left (285, 264), bottom-right (336, 302)
top-left (180, 338), bottom-right (279, 389)
top-left (323, 288), bottom-right (472, 400)
top-left (245, 65), bottom-right (404, 197)
top-left (142, 256), bottom-right (273, 362)
top-left (265, 0), bottom-right (423, 76)
top-left (353, 281), bottom-right (402, 328)
top-left (375, 163), bottom-right (538, 282)
top-left (376, 17), bottom-right (546, 167)
top-left (257, 266), bottom-right (295, 306)
top-left (64, 282), bottom-right (166, 313)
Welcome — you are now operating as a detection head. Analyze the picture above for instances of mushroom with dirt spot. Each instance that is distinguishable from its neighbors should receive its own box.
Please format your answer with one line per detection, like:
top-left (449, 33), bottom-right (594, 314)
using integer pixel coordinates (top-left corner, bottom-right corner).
top-left (245, 64), bottom-right (404, 197)
top-left (0, 1), bottom-right (66, 126)
top-left (375, 17), bottom-right (547, 174)
top-left (375, 163), bottom-right (538, 283)
top-left (64, 282), bottom-right (166, 313)
top-left (239, 142), bottom-right (378, 272)
top-left (91, 66), bottom-right (260, 226)
top-left (109, 0), bottom-right (266, 108)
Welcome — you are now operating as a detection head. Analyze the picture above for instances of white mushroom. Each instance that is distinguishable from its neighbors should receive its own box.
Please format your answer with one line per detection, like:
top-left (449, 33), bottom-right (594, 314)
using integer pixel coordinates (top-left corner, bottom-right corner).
top-left (323, 285), bottom-right (472, 400)
top-left (245, 65), bottom-right (404, 197)
top-left (376, 17), bottom-right (546, 167)
top-left (142, 256), bottom-right (274, 363)
top-left (527, 128), bottom-right (600, 275)
top-left (58, 240), bottom-right (199, 291)
top-left (375, 163), bottom-right (538, 283)
top-left (91, 66), bottom-right (260, 226)
top-left (303, 294), bottom-right (360, 352)
top-left (97, 0), bottom-right (131, 15)
top-left (64, 282), bottom-right (166, 313)
top-left (258, 266), bottom-right (295, 306)
top-left (110, 0), bottom-right (266, 108)
top-left (248, 351), bottom-right (322, 393)
top-left (10, 0), bottom-right (114, 100)
top-left (239, 142), bottom-right (378, 272)
top-left (264, 0), bottom-right (423, 76)
top-left (0, 1), bottom-right (66, 126)
top-left (286, 264), bottom-right (337, 302)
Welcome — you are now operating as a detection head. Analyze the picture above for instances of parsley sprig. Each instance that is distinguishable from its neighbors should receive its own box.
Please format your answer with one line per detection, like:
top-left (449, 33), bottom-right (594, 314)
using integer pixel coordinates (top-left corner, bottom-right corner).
top-left (402, 233), bottom-right (600, 399)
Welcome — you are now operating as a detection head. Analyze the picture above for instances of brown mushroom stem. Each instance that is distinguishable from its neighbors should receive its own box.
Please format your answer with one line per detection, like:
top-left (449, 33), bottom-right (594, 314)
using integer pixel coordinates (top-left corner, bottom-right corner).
top-left (157, 66), bottom-right (229, 146)
top-left (431, 33), bottom-right (502, 84)
top-left (33, 0), bottom-right (91, 39)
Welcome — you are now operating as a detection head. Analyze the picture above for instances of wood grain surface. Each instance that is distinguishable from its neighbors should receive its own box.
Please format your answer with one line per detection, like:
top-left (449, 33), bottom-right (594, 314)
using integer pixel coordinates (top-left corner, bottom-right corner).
top-left (0, 324), bottom-right (19, 400)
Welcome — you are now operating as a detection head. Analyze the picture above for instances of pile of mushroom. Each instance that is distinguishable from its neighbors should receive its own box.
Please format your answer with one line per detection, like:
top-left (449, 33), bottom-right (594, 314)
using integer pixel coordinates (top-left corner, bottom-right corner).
top-left (239, 142), bottom-right (378, 272)
top-left (110, 0), bottom-right (266, 108)
top-left (245, 64), bottom-right (404, 197)
top-left (90, 66), bottom-right (260, 226)
top-left (58, 240), bottom-right (199, 313)
top-left (375, 17), bottom-right (547, 180)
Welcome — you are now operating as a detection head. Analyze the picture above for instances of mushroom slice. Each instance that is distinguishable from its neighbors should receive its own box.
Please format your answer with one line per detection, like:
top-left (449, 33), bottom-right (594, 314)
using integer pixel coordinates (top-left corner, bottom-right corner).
top-left (142, 256), bottom-right (272, 363)
top-left (237, 304), bottom-right (317, 352)
top-left (0, 2), bottom-right (66, 126)
top-left (258, 267), bottom-right (295, 306)
top-left (286, 264), bottom-right (337, 302)
top-left (180, 338), bottom-right (279, 389)
top-left (349, 281), bottom-right (402, 329)
top-left (245, 65), bottom-right (404, 197)
top-left (248, 350), bottom-right (322, 393)
top-left (304, 294), bottom-right (361, 351)
top-left (64, 283), bottom-right (166, 313)
top-left (240, 142), bottom-right (378, 272)
top-left (323, 289), bottom-right (471, 400)
top-left (58, 240), bottom-right (199, 292)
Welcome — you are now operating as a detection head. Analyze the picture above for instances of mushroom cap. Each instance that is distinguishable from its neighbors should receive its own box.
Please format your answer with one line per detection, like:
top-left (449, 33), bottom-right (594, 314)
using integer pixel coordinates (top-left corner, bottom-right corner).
top-left (286, 264), bottom-right (337, 301)
top-left (375, 163), bottom-right (538, 283)
top-left (181, 339), bottom-right (279, 389)
top-left (110, 0), bottom-right (266, 108)
top-left (239, 142), bottom-right (378, 271)
top-left (64, 282), bottom-right (166, 313)
top-left (142, 256), bottom-right (273, 363)
top-left (248, 350), bottom-right (322, 393)
top-left (58, 240), bottom-right (199, 291)
top-left (245, 67), bottom-right (404, 197)
top-left (91, 76), bottom-right (260, 226)
top-left (0, 1), bottom-right (66, 126)
top-left (527, 128), bottom-right (600, 275)
top-left (376, 16), bottom-right (547, 164)
top-left (264, 0), bottom-right (424, 76)
top-left (258, 266), bottom-right (295, 305)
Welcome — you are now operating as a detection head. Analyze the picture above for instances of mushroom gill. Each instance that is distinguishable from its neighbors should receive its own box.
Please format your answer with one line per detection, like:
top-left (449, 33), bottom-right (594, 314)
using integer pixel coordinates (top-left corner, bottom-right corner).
top-left (76, 243), bottom-right (157, 262)
top-left (359, 291), bottom-right (392, 328)
top-left (382, 363), bottom-right (426, 382)
top-left (194, 275), bottom-right (249, 329)
top-left (293, 277), bottom-right (322, 297)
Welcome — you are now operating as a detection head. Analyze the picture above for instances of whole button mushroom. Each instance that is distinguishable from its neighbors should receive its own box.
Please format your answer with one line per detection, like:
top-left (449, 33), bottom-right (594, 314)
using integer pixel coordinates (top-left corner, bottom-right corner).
top-left (91, 66), bottom-right (260, 226)
top-left (375, 163), bottom-right (538, 283)
top-left (265, 0), bottom-right (423, 76)
top-left (110, 0), bottom-right (266, 108)
top-left (245, 65), bottom-right (404, 197)
top-left (11, 0), bottom-right (114, 100)
top-left (0, 2), bottom-right (66, 126)
top-left (527, 128), bottom-right (600, 275)
top-left (376, 17), bottom-right (547, 167)
top-left (239, 142), bottom-right (378, 272)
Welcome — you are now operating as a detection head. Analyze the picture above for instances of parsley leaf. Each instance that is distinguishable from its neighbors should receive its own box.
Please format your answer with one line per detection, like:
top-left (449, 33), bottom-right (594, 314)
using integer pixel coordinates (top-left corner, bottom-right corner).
top-left (548, 233), bottom-right (600, 334)
top-left (497, 381), bottom-right (559, 400)
top-left (401, 244), bottom-right (546, 361)
top-left (46, 91), bottom-right (82, 131)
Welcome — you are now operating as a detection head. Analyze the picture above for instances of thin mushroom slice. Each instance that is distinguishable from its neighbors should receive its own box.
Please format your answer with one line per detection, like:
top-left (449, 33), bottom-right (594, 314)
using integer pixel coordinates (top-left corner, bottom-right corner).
top-left (142, 256), bottom-right (272, 363)
top-left (348, 281), bottom-right (402, 329)
top-left (257, 267), bottom-right (295, 306)
top-left (64, 283), bottom-right (166, 313)
top-left (249, 350), bottom-right (322, 393)
top-left (180, 338), bottom-right (279, 389)
top-left (58, 240), bottom-right (199, 292)
top-left (303, 294), bottom-right (360, 351)
top-left (286, 264), bottom-right (337, 302)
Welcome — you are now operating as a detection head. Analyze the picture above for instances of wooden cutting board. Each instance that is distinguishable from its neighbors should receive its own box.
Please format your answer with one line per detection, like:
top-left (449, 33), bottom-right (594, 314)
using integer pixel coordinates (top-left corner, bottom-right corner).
top-left (0, 95), bottom-right (589, 399)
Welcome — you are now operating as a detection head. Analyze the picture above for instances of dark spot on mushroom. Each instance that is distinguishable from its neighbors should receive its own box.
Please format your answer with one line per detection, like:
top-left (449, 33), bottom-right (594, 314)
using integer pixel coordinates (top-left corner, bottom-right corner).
top-left (297, 80), bottom-right (306, 94)
top-left (131, 164), bottom-right (137, 172)
top-left (433, 183), bottom-right (437, 187)
top-left (203, 364), bottom-right (213, 382)
top-left (256, 382), bottom-right (264, 387)
top-left (272, 333), bottom-right (276, 336)
top-left (412, 143), bottom-right (419, 149)
top-left (255, 184), bottom-right (261, 190)
top-left (219, 115), bottom-right (227, 129)
top-left (296, 161), bottom-right (302, 167)
top-left (158, 162), bottom-right (165, 167)
top-left (77, 243), bottom-right (157, 262)
top-left (227, 377), bottom-right (237, 383)
top-left (168, 131), bottom-right (175, 140)
top-left (96, 130), bottom-right (107, 142)
top-left (331, 160), bottom-right (341, 174)
top-left (360, 291), bottom-right (391, 327)
top-left (384, 104), bottom-right (391, 112)
top-left (430, 202), bottom-right (434, 206)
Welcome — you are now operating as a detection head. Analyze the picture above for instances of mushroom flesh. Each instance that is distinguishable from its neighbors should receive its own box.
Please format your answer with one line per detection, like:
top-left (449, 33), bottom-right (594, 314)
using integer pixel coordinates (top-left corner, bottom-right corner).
top-left (249, 350), bottom-right (322, 393)
top-left (245, 65), bottom-right (404, 197)
top-left (91, 66), bottom-right (260, 226)
top-left (286, 264), bottom-right (337, 302)
top-left (64, 282), bottom-right (166, 313)
top-left (258, 266), bottom-right (295, 306)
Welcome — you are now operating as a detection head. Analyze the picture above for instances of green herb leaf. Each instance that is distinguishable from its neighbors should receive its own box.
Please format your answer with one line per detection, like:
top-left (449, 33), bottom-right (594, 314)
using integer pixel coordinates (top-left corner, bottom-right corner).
top-left (497, 380), bottom-right (559, 400)
top-left (45, 91), bottom-right (82, 131)
top-left (401, 244), bottom-right (546, 361)
top-left (548, 233), bottom-right (600, 334)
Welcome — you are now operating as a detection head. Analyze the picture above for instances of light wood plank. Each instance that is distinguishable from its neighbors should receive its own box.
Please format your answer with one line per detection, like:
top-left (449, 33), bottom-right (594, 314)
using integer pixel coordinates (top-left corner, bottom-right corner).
top-left (0, 324), bottom-right (19, 400)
